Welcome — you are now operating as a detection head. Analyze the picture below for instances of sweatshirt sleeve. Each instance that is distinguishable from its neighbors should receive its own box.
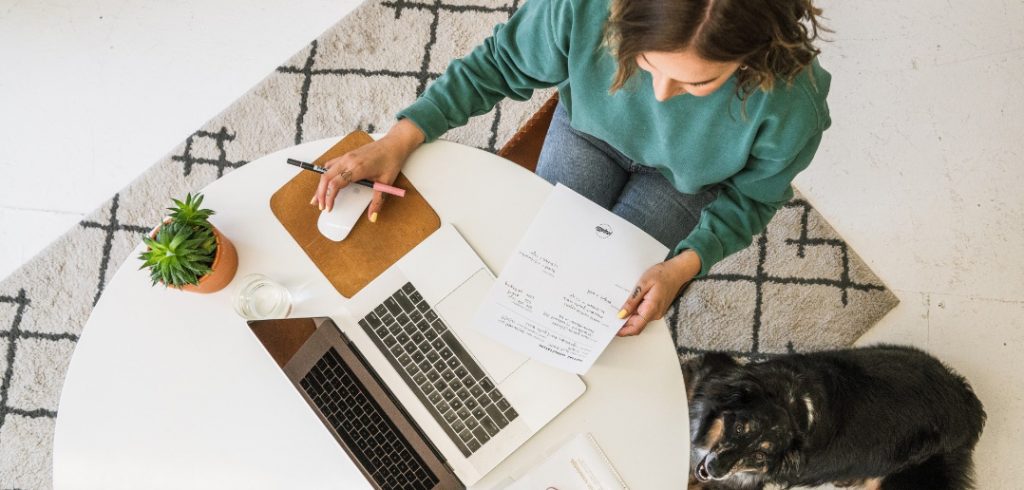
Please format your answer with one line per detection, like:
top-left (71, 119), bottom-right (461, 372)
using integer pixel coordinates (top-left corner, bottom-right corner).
top-left (396, 0), bottom-right (574, 142)
top-left (674, 89), bottom-right (830, 277)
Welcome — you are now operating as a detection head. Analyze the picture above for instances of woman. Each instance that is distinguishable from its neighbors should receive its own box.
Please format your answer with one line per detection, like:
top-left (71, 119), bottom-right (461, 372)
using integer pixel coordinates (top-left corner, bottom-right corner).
top-left (313, 0), bottom-right (830, 337)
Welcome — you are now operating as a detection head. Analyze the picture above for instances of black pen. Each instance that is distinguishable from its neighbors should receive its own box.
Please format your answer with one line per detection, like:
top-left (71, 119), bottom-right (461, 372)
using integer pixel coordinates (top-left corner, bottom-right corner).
top-left (286, 158), bottom-right (406, 197)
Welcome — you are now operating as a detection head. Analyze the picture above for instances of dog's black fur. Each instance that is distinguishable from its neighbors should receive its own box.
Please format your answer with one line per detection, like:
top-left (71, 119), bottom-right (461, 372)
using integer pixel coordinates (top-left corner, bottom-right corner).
top-left (683, 345), bottom-right (985, 489)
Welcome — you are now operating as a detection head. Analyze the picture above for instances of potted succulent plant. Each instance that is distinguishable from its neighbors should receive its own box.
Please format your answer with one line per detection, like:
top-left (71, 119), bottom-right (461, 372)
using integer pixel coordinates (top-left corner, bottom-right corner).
top-left (138, 193), bottom-right (238, 293)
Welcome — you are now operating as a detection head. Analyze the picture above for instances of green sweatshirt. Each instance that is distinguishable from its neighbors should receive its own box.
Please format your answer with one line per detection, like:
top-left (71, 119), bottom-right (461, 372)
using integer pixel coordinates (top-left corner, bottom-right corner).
top-left (397, 0), bottom-right (831, 277)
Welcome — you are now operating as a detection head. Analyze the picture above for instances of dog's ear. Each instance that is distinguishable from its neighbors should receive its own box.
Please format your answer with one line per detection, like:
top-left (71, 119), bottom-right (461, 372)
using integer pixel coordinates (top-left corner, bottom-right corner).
top-left (683, 353), bottom-right (739, 400)
top-left (682, 352), bottom-right (738, 383)
top-left (701, 352), bottom-right (740, 372)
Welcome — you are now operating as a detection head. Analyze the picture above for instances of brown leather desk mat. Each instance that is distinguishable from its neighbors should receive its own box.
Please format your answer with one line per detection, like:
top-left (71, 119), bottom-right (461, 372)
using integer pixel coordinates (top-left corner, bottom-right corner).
top-left (270, 131), bottom-right (440, 298)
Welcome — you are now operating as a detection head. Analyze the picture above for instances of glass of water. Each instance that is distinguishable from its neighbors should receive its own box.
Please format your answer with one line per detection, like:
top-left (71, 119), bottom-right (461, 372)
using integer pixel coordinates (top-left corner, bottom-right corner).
top-left (232, 274), bottom-right (293, 320)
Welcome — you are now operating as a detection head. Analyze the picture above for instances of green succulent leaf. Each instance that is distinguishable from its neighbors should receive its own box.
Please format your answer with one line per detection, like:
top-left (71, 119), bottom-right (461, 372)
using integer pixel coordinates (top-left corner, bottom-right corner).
top-left (167, 193), bottom-right (215, 230)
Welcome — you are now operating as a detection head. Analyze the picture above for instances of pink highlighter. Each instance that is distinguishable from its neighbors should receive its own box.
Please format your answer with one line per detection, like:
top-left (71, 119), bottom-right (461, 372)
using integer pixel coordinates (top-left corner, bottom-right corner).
top-left (285, 158), bottom-right (406, 198)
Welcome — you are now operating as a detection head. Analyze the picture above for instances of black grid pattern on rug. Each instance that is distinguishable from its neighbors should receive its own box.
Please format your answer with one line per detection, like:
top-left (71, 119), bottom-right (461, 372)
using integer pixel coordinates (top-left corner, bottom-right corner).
top-left (79, 194), bottom-right (152, 306)
top-left (173, 127), bottom-right (249, 178)
top-left (670, 199), bottom-right (889, 362)
top-left (0, 290), bottom-right (77, 434)
top-left (276, 0), bottom-right (520, 151)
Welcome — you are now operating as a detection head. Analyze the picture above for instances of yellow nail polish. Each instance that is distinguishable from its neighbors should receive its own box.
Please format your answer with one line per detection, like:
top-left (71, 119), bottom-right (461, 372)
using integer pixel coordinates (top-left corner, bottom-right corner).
top-left (310, 196), bottom-right (317, 205)
top-left (370, 212), bottom-right (378, 223)
top-left (617, 309), bottom-right (627, 319)
top-left (319, 203), bottom-right (324, 211)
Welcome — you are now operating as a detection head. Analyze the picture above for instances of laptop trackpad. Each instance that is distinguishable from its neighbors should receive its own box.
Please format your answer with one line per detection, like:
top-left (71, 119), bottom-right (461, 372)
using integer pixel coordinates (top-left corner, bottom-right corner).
top-left (435, 269), bottom-right (527, 384)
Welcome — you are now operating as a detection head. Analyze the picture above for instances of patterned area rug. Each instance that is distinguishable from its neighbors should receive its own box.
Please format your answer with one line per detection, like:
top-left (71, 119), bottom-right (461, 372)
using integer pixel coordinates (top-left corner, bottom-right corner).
top-left (0, 0), bottom-right (898, 487)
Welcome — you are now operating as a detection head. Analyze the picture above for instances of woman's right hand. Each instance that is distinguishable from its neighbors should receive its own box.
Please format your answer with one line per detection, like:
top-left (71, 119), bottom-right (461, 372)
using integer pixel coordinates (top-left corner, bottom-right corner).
top-left (313, 119), bottom-right (425, 221)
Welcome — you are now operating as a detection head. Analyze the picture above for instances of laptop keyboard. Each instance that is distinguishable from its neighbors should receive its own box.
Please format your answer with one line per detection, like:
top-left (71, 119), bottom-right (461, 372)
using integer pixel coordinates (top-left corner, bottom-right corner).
top-left (300, 348), bottom-right (440, 490)
top-left (359, 282), bottom-right (520, 457)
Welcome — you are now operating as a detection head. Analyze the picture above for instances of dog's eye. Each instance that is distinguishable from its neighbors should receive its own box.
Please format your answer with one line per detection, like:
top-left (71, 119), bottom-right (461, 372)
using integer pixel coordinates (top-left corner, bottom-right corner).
top-left (753, 451), bottom-right (767, 464)
top-left (734, 423), bottom-right (745, 435)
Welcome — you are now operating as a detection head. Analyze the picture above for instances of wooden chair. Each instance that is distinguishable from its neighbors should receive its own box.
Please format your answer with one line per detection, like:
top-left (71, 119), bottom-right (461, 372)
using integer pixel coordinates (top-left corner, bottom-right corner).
top-left (496, 93), bottom-right (560, 173)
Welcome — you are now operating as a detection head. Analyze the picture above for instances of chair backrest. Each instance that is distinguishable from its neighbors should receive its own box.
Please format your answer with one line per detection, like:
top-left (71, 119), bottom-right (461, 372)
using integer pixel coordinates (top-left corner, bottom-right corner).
top-left (497, 93), bottom-right (560, 173)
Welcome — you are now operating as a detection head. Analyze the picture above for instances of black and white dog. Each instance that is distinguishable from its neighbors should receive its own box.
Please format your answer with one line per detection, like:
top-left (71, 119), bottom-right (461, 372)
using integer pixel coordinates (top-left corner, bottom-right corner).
top-left (683, 345), bottom-right (986, 489)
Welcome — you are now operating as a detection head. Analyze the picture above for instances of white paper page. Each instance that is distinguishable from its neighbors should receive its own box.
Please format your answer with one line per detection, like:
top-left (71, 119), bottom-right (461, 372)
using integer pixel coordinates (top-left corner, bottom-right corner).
top-left (503, 433), bottom-right (628, 490)
top-left (474, 184), bottom-right (669, 374)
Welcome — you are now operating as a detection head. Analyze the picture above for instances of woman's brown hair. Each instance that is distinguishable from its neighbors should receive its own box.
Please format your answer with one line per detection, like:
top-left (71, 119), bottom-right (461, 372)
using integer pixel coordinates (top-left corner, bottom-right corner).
top-left (604, 0), bottom-right (829, 97)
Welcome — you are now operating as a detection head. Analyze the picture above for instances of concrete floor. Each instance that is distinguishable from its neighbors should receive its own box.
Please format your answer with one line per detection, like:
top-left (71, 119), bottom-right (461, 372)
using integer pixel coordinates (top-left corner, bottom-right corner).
top-left (1, 0), bottom-right (1022, 487)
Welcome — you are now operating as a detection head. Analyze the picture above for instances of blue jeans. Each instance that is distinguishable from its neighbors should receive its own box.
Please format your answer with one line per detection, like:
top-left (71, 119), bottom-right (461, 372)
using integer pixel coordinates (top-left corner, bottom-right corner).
top-left (536, 103), bottom-right (718, 251)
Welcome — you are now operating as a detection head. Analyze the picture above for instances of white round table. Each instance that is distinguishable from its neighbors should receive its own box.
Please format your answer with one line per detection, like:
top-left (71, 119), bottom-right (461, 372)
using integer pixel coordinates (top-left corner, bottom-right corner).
top-left (52, 137), bottom-right (690, 489)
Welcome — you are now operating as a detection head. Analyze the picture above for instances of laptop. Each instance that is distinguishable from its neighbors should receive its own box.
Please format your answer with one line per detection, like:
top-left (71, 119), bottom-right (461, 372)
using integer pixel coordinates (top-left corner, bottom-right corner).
top-left (249, 224), bottom-right (587, 488)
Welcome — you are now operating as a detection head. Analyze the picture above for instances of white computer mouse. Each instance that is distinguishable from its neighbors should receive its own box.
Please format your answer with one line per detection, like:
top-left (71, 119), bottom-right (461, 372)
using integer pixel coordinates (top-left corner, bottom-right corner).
top-left (317, 184), bottom-right (374, 241)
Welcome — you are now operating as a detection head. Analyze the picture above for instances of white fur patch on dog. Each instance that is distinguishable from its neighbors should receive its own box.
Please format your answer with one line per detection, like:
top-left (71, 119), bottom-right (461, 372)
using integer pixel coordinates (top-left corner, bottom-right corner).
top-left (803, 395), bottom-right (816, 428)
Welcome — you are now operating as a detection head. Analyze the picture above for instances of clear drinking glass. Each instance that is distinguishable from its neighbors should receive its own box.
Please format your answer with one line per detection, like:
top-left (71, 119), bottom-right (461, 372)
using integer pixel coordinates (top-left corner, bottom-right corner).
top-left (232, 274), bottom-right (293, 320)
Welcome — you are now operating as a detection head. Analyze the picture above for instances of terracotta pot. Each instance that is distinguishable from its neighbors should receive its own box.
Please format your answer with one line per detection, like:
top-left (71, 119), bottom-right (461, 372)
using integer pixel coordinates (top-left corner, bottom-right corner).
top-left (148, 223), bottom-right (239, 294)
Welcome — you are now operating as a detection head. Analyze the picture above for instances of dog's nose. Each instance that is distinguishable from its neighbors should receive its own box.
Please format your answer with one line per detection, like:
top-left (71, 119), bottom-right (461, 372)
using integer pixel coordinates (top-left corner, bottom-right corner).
top-left (695, 460), bottom-right (711, 482)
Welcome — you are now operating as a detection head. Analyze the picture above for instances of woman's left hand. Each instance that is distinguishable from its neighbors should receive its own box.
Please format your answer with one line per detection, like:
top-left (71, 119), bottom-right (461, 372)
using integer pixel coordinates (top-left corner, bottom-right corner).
top-left (616, 250), bottom-right (702, 336)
